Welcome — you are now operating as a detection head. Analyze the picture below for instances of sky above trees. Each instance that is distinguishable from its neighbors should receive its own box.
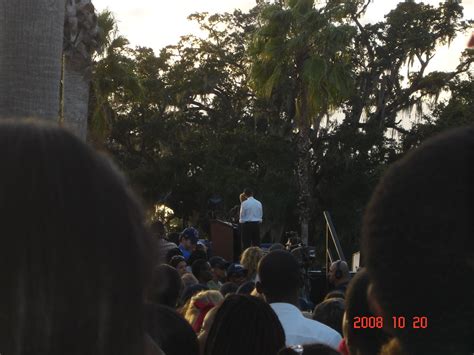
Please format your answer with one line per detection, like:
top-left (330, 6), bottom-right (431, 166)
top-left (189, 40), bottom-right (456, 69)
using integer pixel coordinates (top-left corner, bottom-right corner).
top-left (93, 0), bottom-right (473, 74)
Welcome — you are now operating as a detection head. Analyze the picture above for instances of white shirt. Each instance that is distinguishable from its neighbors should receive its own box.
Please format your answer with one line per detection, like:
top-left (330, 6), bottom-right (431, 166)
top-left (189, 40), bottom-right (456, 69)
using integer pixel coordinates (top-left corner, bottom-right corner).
top-left (239, 196), bottom-right (263, 223)
top-left (270, 303), bottom-right (342, 350)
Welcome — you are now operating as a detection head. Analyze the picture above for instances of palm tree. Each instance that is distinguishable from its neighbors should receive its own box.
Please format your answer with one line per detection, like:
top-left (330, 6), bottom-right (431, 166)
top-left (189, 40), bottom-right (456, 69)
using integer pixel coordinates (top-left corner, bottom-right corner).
top-left (62, 0), bottom-right (100, 140)
top-left (0, 0), bottom-right (66, 120)
top-left (87, 10), bottom-right (142, 145)
top-left (249, 0), bottom-right (355, 244)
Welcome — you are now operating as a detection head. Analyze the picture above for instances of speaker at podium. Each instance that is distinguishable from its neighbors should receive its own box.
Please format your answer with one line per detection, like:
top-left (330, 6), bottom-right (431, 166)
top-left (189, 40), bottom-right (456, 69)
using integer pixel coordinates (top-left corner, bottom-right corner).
top-left (209, 219), bottom-right (240, 262)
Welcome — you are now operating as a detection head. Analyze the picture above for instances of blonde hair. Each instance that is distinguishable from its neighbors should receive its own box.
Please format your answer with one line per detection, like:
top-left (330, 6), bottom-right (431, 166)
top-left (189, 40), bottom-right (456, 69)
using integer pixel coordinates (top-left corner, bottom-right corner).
top-left (184, 290), bottom-right (223, 331)
top-left (240, 247), bottom-right (264, 279)
top-left (239, 193), bottom-right (247, 203)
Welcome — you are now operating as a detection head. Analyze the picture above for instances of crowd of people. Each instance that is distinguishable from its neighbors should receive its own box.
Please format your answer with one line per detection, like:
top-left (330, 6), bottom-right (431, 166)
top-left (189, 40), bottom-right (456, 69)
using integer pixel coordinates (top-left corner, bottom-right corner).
top-left (0, 118), bottom-right (472, 355)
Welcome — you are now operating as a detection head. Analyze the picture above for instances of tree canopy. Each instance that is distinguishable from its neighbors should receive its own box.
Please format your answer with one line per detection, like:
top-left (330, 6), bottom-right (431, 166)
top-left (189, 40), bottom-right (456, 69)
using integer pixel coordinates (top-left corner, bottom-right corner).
top-left (89, 1), bottom-right (473, 258)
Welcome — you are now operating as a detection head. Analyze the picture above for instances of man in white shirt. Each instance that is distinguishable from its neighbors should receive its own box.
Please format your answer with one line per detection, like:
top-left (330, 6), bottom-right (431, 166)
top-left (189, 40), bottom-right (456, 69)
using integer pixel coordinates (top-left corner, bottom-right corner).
top-left (256, 250), bottom-right (342, 350)
top-left (239, 188), bottom-right (263, 249)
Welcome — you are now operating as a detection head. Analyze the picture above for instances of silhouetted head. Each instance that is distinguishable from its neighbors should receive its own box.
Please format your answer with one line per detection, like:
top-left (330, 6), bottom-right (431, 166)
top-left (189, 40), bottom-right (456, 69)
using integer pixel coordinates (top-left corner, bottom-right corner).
top-left (243, 188), bottom-right (254, 197)
top-left (204, 295), bottom-right (285, 355)
top-left (343, 269), bottom-right (389, 355)
top-left (268, 243), bottom-right (285, 252)
top-left (148, 264), bottom-right (182, 308)
top-left (144, 303), bottom-right (199, 355)
top-left (219, 282), bottom-right (239, 297)
top-left (256, 250), bottom-right (302, 305)
top-left (0, 120), bottom-right (152, 355)
top-left (236, 281), bottom-right (256, 295)
top-left (312, 298), bottom-right (345, 335)
top-left (363, 127), bottom-right (474, 354)
top-left (166, 247), bottom-right (183, 263)
top-left (188, 249), bottom-right (208, 267)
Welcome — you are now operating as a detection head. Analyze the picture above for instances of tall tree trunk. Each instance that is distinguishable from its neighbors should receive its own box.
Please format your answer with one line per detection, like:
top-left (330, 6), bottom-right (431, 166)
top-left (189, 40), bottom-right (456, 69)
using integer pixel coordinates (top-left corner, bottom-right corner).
top-left (63, 57), bottom-right (90, 140)
top-left (296, 125), bottom-right (311, 246)
top-left (62, 0), bottom-right (99, 141)
top-left (294, 79), bottom-right (312, 246)
top-left (0, 0), bottom-right (66, 120)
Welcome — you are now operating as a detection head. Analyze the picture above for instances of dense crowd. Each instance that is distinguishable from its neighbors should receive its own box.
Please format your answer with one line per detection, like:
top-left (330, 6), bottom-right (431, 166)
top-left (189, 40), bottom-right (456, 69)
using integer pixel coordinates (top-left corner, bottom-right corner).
top-left (0, 119), bottom-right (472, 355)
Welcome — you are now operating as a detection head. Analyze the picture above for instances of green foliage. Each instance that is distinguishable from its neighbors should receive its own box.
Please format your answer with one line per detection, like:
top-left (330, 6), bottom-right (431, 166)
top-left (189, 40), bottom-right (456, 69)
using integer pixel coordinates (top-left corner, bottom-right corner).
top-left (89, 2), bottom-right (473, 253)
top-left (401, 77), bottom-right (474, 152)
top-left (90, 10), bottom-right (298, 239)
top-left (249, 0), bottom-right (356, 126)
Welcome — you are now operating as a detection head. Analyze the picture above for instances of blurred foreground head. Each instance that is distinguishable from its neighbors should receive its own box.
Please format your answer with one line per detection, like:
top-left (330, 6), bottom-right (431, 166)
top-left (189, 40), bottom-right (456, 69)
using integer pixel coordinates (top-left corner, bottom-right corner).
top-left (204, 294), bottom-right (285, 355)
top-left (362, 126), bottom-right (474, 354)
top-left (0, 120), bottom-right (153, 355)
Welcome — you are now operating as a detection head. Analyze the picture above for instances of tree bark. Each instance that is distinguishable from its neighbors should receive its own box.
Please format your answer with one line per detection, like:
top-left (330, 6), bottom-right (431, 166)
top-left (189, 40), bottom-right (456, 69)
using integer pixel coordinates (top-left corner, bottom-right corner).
top-left (296, 125), bottom-right (311, 246)
top-left (0, 0), bottom-right (66, 120)
top-left (63, 57), bottom-right (90, 140)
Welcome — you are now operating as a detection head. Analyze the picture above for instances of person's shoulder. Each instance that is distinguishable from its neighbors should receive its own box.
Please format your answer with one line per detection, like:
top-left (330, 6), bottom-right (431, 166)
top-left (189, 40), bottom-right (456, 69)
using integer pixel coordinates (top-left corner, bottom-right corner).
top-left (305, 317), bottom-right (342, 338)
top-left (241, 198), bottom-right (250, 205)
top-left (302, 318), bottom-right (342, 349)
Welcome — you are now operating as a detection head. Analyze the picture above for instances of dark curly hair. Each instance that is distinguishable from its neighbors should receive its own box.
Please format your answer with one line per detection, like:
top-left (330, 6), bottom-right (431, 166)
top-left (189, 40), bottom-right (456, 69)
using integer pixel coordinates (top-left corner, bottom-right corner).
top-left (362, 126), bottom-right (474, 354)
top-left (204, 294), bottom-right (285, 355)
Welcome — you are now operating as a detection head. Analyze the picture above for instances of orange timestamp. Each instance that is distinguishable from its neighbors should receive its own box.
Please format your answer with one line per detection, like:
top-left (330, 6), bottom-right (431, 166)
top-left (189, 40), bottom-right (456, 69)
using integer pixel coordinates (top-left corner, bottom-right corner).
top-left (352, 316), bottom-right (428, 329)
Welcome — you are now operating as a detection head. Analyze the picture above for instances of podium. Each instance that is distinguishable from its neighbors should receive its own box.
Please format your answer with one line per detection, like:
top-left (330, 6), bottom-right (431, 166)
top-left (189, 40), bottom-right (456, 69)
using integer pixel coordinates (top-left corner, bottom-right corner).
top-left (210, 219), bottom-right (240, 262)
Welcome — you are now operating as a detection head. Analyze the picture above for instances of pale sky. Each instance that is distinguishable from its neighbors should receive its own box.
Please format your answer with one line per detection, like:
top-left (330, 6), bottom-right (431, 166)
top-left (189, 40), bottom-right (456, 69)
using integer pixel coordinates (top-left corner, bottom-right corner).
top-left (93, 0), bottom-right (473, 72)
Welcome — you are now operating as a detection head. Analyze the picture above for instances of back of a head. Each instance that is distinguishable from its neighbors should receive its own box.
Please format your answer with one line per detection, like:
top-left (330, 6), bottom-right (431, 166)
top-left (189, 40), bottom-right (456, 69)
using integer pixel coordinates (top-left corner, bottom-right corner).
top-left (144, 303), bottom-right (199, 355)
top-left (278, 344), bottom-right (340, 355)
top-left (236, 281), bottom-right (256, 295)
top-left (362, 127), bottom-right (474, 354)
top-left (324, 291), bottom-right (345, 301)
top-left (204, 294), bottom-right (285, 355)
top-left (166, 247), bottom-right (183, 263)
top-left (269, 243), bottom-right (285, 252)
top-left (344, 269), bottom-right (389, 355)
top-left (257, 250), bottom-right (301, 301)
top-left (188, 250), bottom-right (208, 267)
top-left (192, 258), bottom-right (209, 281)
top-left (185, 290), bottom-right (223, 333)
top-left (0, 120), bottom-right (152, 355)
top-left (148, 264), bottom-right (182, 308)
top-left (181, 272), bottom-right (198, 288)
top-left (240, 246), bottom-right (264, 277)
top-left (169, 255), bottom-right (186, 269)
top-left (181, 227), bottom-right (199, 242)
top-left (179, 283), bottom-right (208, 309)
top-left (167, 232), bottom-right (180, 245)
top-left (243, 187), bottom-right (253, 196)
top-left (312, 298), bottom-right (345, 335)
top-left (332, 260), bottom-right (349, 280)
top-left (220, 282), bottom-right (239, 297)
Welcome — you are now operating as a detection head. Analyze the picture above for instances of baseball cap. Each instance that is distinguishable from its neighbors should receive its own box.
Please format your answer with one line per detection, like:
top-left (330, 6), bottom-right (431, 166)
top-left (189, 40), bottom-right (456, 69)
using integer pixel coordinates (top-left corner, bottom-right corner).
top-left (227, 263), bottom-right (248, 278)
top-left (209, 256), bottom-right (230, 270)
top-left (181, 227), bottom-right (199, 244)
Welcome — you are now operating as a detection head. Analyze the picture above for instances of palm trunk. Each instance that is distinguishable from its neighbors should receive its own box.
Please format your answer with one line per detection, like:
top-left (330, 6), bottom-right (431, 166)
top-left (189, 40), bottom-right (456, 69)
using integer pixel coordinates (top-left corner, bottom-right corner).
top-left (296, 125), bottom-right (311, 245)
top-left (63, 57), bottom-right (90, 140)
top-left (0, 0), bottom-right (66, 120)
